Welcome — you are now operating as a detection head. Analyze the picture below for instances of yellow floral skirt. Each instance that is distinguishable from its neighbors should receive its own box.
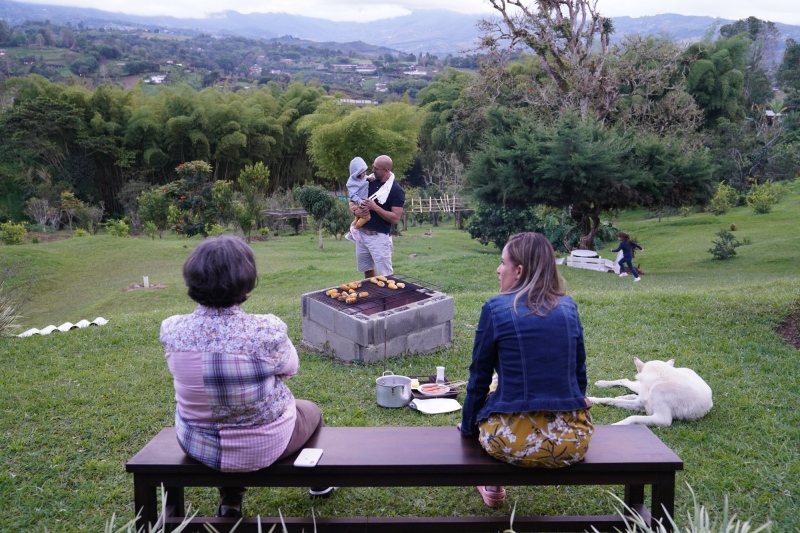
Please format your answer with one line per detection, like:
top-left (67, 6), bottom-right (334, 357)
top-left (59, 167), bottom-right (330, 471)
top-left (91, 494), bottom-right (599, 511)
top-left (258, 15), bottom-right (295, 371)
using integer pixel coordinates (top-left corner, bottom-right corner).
top-left (478, 409), bottom-right (594, 468)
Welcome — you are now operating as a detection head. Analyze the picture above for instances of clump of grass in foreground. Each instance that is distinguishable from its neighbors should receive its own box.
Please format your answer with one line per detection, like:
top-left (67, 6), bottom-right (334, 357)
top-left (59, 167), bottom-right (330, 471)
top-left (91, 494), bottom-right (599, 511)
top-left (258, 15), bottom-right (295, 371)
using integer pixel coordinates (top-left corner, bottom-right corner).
top-left (506, 485), bottom-right (771, 533)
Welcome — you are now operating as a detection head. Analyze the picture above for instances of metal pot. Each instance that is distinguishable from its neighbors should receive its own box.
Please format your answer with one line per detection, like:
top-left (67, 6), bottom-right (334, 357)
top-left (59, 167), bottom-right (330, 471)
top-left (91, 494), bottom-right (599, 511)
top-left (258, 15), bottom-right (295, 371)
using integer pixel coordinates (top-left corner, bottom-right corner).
top-left (376, 371), bottom-right (412, 408)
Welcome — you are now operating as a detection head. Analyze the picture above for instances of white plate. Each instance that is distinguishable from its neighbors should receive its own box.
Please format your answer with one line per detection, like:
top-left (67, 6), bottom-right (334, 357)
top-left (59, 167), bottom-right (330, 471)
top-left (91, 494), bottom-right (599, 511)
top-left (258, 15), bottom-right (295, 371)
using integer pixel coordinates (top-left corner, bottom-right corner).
top-left (417, 384), bottom-right (452, 397)
top-left (409, 398), bottom-right (462, 414)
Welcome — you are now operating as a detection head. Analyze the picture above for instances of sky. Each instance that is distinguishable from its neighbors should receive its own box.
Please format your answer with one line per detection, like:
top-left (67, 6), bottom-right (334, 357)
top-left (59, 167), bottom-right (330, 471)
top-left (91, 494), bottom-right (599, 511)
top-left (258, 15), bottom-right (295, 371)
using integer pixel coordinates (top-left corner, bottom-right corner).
top-left (14, 0), bottom-right (800, 26)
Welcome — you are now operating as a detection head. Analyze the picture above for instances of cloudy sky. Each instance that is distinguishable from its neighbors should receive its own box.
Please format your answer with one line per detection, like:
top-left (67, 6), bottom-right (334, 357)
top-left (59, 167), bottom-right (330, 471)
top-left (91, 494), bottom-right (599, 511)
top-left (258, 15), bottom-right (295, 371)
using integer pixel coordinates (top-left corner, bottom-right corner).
top-left (15, 0), bottom-right (800, 25)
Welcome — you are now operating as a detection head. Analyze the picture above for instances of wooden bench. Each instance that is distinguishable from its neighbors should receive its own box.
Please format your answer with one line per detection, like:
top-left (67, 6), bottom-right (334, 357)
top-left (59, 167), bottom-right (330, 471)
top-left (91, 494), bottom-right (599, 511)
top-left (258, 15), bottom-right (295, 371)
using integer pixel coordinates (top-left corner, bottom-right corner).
top-left (565, 254), bottom-right (619, 274)
top-left (127, 425), bottom-right (682, 532)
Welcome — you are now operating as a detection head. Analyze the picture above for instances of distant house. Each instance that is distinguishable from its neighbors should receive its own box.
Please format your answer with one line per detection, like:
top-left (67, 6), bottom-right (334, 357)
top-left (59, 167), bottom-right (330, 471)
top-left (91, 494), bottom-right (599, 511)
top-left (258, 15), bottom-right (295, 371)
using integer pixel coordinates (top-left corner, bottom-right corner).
top-left (339, 98), bottom-right (375, 106)
top-left (0, 49), bottom-right (5, 56)
top-left (375, 82), bottom-right (388, 93)
top-left (148, 75), bottom-right (167, 84)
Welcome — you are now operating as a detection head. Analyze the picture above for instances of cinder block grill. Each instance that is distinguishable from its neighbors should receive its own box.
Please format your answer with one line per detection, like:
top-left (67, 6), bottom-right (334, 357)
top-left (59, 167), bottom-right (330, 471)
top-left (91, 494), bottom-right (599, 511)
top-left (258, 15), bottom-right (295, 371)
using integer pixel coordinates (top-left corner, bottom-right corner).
top-left (301, 274), bottom-right (454, 362)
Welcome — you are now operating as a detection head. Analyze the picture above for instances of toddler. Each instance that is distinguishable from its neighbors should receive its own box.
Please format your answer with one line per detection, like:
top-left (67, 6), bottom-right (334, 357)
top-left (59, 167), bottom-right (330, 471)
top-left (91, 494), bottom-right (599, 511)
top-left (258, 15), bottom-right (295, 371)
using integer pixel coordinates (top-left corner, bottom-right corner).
top-left (344, 156), bottom-right (374, 243)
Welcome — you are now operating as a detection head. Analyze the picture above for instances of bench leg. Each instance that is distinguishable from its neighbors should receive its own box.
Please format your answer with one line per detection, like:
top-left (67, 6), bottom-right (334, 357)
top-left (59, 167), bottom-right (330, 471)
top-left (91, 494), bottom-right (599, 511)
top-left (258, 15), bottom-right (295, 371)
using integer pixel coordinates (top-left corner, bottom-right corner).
top-left (624, 483), bottom-right (644, 509)
top-left (133, 476), bottom-right (159, 532)
top-left (165, 485), bottom-right (186, 518)
top-left (651, 475), bottom-right (676, 533)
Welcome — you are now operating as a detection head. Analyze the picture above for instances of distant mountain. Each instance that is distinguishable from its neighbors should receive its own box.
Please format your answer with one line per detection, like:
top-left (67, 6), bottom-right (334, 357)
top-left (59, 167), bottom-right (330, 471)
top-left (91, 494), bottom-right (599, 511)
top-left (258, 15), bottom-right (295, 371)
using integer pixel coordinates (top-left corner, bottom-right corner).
top-left (2, 0), bottom-right (800, 56)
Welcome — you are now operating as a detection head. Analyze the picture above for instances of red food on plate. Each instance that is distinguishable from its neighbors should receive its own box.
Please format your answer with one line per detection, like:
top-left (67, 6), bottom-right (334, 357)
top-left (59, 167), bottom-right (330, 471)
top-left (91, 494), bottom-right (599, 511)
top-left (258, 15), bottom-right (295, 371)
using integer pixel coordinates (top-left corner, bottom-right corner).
top-left (419, 383), bottom-right (449, 395)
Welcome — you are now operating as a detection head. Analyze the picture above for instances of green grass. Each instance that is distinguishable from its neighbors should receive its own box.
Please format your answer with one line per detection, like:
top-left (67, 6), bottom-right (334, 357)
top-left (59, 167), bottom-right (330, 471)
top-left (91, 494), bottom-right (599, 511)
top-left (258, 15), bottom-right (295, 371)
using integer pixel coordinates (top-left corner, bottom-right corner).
top-left (1, 185), bottom-right (799, 531)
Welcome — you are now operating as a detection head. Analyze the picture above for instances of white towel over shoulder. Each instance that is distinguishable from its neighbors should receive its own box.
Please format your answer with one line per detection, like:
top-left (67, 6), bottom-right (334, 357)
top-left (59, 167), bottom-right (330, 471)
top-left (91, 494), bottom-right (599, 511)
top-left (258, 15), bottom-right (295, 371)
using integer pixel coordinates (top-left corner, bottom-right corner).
top-left (369, 172), bottom-right (395, 205)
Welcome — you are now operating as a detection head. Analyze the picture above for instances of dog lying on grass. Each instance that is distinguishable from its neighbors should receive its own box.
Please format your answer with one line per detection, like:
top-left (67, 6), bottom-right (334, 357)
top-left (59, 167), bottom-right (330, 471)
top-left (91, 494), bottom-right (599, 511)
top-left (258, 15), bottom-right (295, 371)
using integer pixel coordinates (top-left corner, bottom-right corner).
top-left (588, 357), bottom-right (712, 426)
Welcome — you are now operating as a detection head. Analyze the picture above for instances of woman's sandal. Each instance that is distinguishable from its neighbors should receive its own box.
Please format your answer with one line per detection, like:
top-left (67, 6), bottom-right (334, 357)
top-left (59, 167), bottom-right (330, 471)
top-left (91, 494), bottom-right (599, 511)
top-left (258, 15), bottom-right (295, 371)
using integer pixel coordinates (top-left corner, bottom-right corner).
top-left (476, 485), bottom-right (506, 507)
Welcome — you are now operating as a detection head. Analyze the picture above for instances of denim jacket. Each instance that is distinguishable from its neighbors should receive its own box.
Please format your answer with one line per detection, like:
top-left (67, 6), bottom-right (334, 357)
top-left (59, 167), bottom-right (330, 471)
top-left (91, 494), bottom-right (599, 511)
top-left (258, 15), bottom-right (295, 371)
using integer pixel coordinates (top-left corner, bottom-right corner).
top-left (460, 293), bottom-right (589, 437)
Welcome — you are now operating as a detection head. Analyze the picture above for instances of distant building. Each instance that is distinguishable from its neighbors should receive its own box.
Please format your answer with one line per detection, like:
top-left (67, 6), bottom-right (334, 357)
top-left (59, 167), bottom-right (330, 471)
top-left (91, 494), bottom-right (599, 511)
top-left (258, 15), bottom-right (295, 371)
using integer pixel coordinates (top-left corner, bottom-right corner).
top-left (148, 75), bottom-right (167, 84)
top-left (339, 98), bottom-right (375, 106)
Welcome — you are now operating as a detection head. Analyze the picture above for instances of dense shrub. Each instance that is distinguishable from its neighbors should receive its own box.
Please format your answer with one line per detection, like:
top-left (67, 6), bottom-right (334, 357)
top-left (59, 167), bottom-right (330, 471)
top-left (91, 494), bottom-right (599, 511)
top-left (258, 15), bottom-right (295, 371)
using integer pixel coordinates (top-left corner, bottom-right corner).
top-left (104, 219), bottom-right (130, 237)
top-left (0, 222), bottom-right (26, 245)
top-left (322, 201), bottom-right (353, 240)
top-left (745, 182), bottom-right (779, 214)
top-left (707, 182), bottom-right (739, 215)
top-left (708, 229), bottom-right (741, 259)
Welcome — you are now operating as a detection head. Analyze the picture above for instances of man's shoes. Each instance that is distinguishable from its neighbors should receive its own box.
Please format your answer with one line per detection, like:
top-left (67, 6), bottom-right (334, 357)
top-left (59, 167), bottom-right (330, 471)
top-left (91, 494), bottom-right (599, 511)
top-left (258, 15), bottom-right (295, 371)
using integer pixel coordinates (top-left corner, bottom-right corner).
top-left (345, 232), bottom-right (356, 243)
top-left (309, 486), bottom-right (338, 498)
top-left (476, 485), bottom-right (506, 508)
top-left (634, 277), bottom-right (641, 282)
top-left (619, 273), bottom-right (628, 277)
top-left (216, 505), bottom-right (242, 518)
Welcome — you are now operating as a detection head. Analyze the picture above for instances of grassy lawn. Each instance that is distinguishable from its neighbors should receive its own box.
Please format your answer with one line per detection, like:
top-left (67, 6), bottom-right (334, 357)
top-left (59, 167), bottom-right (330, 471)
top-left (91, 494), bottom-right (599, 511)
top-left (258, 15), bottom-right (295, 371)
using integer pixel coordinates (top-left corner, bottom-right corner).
top-left (1, 184), bottom-right (799, 531)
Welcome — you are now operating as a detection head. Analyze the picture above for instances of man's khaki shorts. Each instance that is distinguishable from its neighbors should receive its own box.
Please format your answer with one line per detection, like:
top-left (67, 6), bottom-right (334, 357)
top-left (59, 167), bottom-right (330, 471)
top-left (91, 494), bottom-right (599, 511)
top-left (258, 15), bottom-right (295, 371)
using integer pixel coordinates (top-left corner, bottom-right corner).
top-left (356, 231), bottom-right (393, 275)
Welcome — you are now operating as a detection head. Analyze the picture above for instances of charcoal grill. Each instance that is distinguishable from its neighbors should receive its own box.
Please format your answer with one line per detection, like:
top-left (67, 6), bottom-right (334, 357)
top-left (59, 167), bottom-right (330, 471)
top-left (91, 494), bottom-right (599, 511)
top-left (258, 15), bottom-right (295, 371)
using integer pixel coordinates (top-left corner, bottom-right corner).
top-left (301, 273), bottom-right (454, 363)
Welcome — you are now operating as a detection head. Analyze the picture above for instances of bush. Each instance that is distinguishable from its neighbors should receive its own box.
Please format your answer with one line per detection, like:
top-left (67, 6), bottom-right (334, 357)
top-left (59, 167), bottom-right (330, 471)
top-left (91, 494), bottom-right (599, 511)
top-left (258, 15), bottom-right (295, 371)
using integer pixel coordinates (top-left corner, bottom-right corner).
top-left (104, 219), bottom-right (130, 237)
top-left (679, 205), bottom-right (692, 217)
top-left (74, 228), bottom-right (89, 237)
top-left (0, 222), bottom-right (27, 245)
top-left (143, 221), bottom-right (158, 240)
top-left (322, 201), bottom-right (354, 240)
top-left (205, 223), bottom-right (230, 236)
top-left (708, 229), bottom-right (741, 259)
top-left (745, 182), bottom-right (779, 214)
top-left (707, 182), bottom-right (739, 216)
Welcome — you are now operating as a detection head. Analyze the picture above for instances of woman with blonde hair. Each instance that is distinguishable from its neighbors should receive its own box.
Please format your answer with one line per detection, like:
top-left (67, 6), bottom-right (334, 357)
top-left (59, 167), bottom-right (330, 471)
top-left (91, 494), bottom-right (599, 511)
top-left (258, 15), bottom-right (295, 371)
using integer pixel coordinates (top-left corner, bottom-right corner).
top-left (459, 232), bottom-right (594, 507)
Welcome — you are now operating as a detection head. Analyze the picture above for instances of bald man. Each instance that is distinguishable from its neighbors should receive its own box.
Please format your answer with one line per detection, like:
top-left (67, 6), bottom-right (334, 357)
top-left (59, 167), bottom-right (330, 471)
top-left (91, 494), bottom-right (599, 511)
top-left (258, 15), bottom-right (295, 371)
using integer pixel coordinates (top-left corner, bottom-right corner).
top-left (353, 154), bottom-right (405, 278)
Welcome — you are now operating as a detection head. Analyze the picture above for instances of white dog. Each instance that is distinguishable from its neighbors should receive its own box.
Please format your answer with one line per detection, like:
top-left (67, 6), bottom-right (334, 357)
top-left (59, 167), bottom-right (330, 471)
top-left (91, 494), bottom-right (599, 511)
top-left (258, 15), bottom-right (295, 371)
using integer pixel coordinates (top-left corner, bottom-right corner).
top-left (587, 357), bottom-right (712, 426)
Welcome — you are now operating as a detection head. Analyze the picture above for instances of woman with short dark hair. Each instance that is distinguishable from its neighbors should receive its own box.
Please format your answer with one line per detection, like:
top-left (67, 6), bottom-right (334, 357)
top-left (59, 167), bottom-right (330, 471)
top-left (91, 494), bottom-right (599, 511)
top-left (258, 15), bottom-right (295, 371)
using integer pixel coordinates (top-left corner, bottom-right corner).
top-left (161, 236), bottom-right (332, 518)
top-left (460, 232), bottom-right (594, 507)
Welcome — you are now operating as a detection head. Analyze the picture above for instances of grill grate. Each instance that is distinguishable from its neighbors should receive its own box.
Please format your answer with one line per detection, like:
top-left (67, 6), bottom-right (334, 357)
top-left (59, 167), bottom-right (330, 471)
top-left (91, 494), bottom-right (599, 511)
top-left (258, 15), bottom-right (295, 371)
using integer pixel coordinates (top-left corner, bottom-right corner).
top-left (307, 273), bottom-right (442, 315)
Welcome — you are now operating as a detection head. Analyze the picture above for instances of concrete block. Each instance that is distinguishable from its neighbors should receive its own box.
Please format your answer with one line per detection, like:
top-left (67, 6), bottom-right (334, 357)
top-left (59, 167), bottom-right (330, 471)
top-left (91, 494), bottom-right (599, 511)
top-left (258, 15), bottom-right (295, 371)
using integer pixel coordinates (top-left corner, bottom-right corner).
top-left (407, 323), bottom-right (452, 354)
top-left (384, 334), bottom-right (409, 359)
top-left (333, 312), bottom-right (371, 346)
top-left (301, 316), bottom-right (328, 348)
top-left (357, 343), bottom-right (384, 363)
top-left (415, 296), bottom-right (455, 329)
top-left (382, 306), bottom-right (419, 339)
top-left (306, 297), bottom-right (337, 329)
top-left (326, 330), bottom-right (359, 362)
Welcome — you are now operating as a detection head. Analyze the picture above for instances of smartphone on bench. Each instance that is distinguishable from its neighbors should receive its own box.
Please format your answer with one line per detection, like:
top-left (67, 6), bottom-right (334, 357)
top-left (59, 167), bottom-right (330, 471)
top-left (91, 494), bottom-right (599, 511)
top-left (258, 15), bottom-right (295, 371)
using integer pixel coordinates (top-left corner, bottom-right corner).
top-left (294, 448), bottom-right (323, 467)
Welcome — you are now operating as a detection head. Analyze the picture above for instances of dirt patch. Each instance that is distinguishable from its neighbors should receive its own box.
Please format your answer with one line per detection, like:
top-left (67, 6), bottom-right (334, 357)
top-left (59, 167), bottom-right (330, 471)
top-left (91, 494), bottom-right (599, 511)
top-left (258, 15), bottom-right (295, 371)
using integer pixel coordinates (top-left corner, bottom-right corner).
top-left (776, 308), bottom-right (800, 349)
top-left (28, 232), bottom-right (72, 243)
top-left (124, 283), bottom-right (168, 292)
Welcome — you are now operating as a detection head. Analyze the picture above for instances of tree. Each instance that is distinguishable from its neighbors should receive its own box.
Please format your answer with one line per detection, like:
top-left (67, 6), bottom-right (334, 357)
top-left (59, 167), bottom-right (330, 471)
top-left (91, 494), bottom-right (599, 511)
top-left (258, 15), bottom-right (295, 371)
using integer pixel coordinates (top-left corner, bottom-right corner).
top-left (137, 189), bottom-right (171, 238)
top-left (24, 197), bottom-right (49, 226)
top-left (684, 36), bottom-right (748, 127)
top-left (477, 0), bottom-right (614, 121)
top-left (0, 95), bottom-right (85, 169)
top-left (235, 161), bottom-right (269, 242)
top-left (60, 191), bottom-right (83, 231)
top-left (719, 17), bottom-right (779, 110)
top-left (293, 184), bottom-right (334, 249)
top-left (299, 100), bottom-right (421, 185)
top-left (777, 38), bottom-right (800, 110)
top-left (467, 109), bottom-right (714, 249)
top-left (321, 200), bottom-right (352, 241)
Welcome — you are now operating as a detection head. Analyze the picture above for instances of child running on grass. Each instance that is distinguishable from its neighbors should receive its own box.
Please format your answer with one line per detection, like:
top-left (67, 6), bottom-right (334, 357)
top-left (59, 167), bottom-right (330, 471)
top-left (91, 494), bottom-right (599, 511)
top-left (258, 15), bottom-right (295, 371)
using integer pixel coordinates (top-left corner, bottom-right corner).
top-left (612, 231), bottom-right (643, 282)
